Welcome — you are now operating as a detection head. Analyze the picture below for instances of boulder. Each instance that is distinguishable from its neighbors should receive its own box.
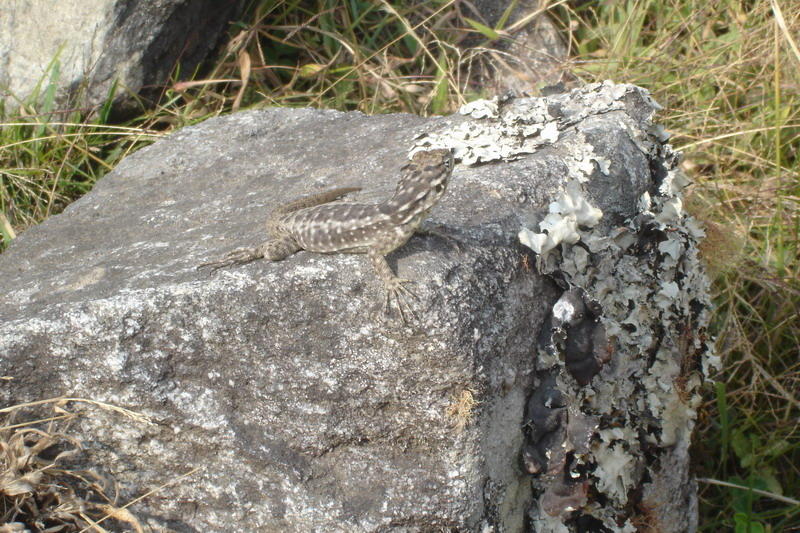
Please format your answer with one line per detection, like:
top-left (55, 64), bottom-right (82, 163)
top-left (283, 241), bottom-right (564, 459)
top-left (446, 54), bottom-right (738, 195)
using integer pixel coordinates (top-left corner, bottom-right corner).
top-left (0, 0), bottom-right (244, 113)
top-left (0, 82), bottom-right (715, 531)
top-left (466, 0), bottom-right (575, 94)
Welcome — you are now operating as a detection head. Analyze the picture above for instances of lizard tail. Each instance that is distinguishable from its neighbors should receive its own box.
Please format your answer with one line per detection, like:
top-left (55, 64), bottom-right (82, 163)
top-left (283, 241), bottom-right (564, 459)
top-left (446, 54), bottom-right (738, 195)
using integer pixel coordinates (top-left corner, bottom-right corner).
top-left (274, 187), bottom-right (361, 215)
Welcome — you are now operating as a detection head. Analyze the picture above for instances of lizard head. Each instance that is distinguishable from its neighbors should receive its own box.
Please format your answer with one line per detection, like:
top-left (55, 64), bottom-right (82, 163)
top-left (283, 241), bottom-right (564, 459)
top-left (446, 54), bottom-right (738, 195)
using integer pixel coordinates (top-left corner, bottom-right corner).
top-left (384, 149), bottom-right (454, 224)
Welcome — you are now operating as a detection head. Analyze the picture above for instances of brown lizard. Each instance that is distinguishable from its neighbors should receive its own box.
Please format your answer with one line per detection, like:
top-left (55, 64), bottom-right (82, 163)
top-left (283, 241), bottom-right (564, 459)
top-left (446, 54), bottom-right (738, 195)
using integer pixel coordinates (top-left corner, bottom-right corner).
top-left (199, 148), bottom-right (455, 320)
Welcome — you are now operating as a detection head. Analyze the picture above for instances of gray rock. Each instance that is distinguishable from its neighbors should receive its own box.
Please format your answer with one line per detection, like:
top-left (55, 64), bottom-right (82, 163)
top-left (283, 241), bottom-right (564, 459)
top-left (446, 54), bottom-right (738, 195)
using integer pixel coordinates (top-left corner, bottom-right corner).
top-left (0, 82), bottom-right (714, 531)
top-left (0, 0), bottom-right (244, 113)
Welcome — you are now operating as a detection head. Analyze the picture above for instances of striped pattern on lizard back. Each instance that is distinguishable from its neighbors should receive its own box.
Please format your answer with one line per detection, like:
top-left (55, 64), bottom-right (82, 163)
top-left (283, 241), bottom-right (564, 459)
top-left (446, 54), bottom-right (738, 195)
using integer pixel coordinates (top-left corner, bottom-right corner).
top-left (199, 148), bottom-right (454, 321)
top-left (274, 148), bottom-right (453, 256)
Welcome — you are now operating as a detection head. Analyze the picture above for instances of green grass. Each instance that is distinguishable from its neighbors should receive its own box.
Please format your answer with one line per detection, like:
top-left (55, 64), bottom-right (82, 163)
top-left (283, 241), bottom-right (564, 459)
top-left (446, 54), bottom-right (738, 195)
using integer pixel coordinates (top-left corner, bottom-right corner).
top-left (0, 62), bottom-right (161, 247)
top-left (1, 0), bottom-right (798, 530)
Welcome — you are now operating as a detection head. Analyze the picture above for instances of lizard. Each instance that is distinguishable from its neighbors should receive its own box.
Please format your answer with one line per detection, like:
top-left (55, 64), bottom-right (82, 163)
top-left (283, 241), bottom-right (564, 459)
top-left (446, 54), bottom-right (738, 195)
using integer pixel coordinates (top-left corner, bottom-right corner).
top-left (198, 148), bottom-right (455, 321)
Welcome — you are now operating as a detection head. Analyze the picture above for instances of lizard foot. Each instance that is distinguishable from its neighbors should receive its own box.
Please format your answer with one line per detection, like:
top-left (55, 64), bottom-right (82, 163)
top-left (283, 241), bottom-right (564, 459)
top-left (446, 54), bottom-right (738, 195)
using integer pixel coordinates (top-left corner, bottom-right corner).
top-left (382, 278), bottom-right (420, 324)
top-left (197, 247), bottom-right (264, 272)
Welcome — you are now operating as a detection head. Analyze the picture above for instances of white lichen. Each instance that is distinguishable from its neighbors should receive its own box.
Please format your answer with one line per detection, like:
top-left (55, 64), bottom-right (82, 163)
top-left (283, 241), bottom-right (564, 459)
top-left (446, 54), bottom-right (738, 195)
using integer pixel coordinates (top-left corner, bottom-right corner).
top-left (518, 180), bottom-right (603, 256)
top-left (593, 428), bottom-right (638, 505)
top-left (510, 82), bottom-right (716, 530)
top-left (460, 98), bottom-right (499, 119)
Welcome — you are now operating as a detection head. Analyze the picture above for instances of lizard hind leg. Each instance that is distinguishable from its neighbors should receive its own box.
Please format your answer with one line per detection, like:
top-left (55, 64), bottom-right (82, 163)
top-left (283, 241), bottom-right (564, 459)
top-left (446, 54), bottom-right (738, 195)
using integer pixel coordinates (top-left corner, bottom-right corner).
top-left (261, 237), bottom-right (301, 261)
top-left (198, 237), bottom-right (300, 272)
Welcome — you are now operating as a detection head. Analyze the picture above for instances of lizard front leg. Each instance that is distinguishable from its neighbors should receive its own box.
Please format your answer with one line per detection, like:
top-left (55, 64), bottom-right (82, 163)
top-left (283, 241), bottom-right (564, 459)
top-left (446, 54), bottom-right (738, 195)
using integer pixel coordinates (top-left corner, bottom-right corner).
top-left (369, 250), bottom-right (418, 322)
top-left (198, 237), bottom-right (301, 272)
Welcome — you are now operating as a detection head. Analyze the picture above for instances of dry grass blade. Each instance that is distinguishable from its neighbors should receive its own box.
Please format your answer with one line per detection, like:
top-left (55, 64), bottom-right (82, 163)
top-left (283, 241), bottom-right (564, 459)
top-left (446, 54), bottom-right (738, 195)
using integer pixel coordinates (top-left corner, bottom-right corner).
top-left (94, 505), bottom-right (144, 533)
top-left (505, 0), bottom-right (569, 33)
top-left (77, 467), bottom-right (201, 533)
top-left (0, 397), bottom-right (152, 425)
top-left (0, 212), bottom-right (16, 241)
top-left (770, 0), bottom-right (800, 65)
top-left (232, 49), bottom-right (252, 112)
top-left (698, 477), bottom-right (800, 506)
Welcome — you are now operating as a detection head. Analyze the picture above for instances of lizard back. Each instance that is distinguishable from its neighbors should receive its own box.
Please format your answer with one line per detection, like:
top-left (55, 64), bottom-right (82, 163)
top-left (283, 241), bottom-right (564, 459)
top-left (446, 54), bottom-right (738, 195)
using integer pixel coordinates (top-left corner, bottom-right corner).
top-left (279, 202), bottom-right (393, 253)
top-left (274, 148), bottom-right (453, 255)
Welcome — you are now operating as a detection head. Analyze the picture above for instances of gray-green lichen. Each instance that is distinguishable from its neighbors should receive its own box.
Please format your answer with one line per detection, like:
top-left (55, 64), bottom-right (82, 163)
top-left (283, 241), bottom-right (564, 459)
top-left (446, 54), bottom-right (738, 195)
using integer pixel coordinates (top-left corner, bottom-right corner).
top-left (416, 80), bottom-right (716, 531)
top-left (413, 81), bottom-right (648, 174)
top-left (516, 87), bottom-right (717, 530)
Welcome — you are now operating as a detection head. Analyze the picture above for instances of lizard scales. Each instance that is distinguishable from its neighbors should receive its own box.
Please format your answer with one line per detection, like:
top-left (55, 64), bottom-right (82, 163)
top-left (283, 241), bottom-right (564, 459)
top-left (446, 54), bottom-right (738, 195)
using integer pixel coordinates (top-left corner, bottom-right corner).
top-left (201, 148), bottom-right (454, 318)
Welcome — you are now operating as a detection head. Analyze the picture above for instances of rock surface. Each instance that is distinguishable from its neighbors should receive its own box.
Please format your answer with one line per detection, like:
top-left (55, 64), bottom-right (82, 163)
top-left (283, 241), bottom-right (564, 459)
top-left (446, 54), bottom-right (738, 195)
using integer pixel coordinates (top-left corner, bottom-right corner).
top-left (0, 82), bottom-right (714, 531)
top-left (0, 0), bottom-right (243, 113)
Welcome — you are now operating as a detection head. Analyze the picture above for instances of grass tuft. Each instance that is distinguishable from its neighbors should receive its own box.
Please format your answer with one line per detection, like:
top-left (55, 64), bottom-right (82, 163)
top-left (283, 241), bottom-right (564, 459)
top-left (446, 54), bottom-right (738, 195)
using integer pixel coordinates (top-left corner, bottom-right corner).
top-left (0, 398), bottom-right (148, 532)
top-left (0, 78), bottom-right (161, 250)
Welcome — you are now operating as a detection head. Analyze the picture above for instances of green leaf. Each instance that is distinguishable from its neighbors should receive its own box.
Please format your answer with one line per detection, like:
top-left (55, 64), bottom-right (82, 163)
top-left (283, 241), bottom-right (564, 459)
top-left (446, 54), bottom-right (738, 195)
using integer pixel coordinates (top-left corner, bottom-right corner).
top-left (715, 381), bottom-right (730, 464)
top-left (756, 468), bottom-right (783, 496)
top-left (730, 428), bottom-right (761, 468)
top-left (734, 512), bottom-right (766, 533)
top-left (494, 0), bottom-right (518, 30)
top-left (402, 33), bottom-right (418, 55)
top-left (298, 63), bottom-right (326, 78)
top-left (98, 78), bottom-right (119, 125)
top-left (33, 57), bottom-right (61, 138)
top-left (762, 438), bottom-right (791, 460)
top-left (430, 52), bottom-right (449, 115)
top-left (464, 17), bottom-right (500, 40)
top-left (729, 475), bottom-right (773, 514)
top-left (730, 429), bottom-right (751, 464)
